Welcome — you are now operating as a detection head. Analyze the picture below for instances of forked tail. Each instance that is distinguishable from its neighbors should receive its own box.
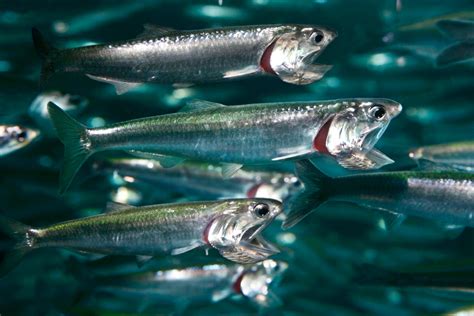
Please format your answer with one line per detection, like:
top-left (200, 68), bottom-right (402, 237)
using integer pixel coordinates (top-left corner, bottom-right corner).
top-left (0, 215), bottom-right (36, 277)
top-left (32, 27), bottom-right (58, 86)
top-left (47, 102), bottom-right (92, 194)
top-left (282, 160), bottom-right (329, 229)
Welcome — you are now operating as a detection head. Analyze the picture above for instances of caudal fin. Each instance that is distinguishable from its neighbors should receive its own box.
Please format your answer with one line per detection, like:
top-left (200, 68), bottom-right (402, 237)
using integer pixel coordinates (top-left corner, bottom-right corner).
top-left (282, 160), bottom-right (329, 229)
top-left (48, 102), bottom-right (92, 194)
top-left (0, 215), bottom-right (35, 277)
top-left (32, 27), bottom-right (58, 86)
top-left (436, 41), bottom-right (474, 67)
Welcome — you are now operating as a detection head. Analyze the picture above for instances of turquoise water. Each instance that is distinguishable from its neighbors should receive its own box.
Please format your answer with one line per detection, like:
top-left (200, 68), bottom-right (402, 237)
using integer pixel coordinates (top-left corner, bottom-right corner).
top-left (1, 1), bottom-right (474, 315)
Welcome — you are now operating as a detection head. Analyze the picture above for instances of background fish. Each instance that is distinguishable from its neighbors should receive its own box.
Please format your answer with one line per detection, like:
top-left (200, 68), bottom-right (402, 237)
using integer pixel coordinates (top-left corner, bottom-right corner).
top-left (0, 124), bottom-right (39, 156)
top-left (410, 141), bottom-right (474, 172)
top-left (284, 160), bottom-right (474, 228)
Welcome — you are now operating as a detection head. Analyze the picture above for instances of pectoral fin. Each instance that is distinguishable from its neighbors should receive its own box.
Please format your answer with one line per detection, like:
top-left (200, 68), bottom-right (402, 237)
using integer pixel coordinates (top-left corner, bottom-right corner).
top-left (221, 163), bottom-right (243, 178)
top-left (337, 149), bottom-right (394, 170)
top-left (171, 242), bottom-right (201, 255)
top-left (136, 255), bottom-right (153, 268)
top-left (375, 210), bottom-right (407, 231)
top-left (86, 74), bottom-right (142, 95)
top-left (180, 99), bottom-right (226, 112)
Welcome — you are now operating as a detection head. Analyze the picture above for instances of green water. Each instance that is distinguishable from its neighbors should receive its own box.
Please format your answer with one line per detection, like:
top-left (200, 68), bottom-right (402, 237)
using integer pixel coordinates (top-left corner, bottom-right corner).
top-left (0, 0), bottom-right (473, 315)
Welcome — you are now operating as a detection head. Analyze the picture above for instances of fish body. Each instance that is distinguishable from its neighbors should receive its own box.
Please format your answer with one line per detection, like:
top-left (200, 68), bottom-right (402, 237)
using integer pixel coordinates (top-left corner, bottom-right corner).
top-left (95, 158), bottom-right (301, 202)
top-left (92, 259), bottom-right (287, 307)
top-left (410, 141), bottom-right (474, 172)
top-left (284, 160), bottom-right (474, 228)
top-left (0, 198), bottom-right (282, 276)
top-left (48, 98), bottom-right (401, 193)
top-left (32, 24), bottom-right (336, 93)
top-left (0, 124), bottom-right (39, 156)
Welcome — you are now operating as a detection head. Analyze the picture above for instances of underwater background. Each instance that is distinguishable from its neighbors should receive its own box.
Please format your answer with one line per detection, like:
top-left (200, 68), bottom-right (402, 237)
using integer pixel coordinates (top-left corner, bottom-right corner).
top-left (1, 0), bottom-right (474, 315)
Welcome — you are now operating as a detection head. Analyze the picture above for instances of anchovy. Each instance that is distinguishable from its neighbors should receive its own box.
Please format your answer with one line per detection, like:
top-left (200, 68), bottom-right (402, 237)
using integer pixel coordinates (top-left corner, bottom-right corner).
top-left (0, 198), bottom-right (282, 276)
top-left (283, 160), bottom-right (474, 228)
top-left (0, 124), bottom-right (39, 156)
top-left (90, 259), bottom-right (287, 308)
top-left (410, 140), bottom-right (474, 172)
top-left (32, 24), bottom-right (336, 94)
top-left (94, 158), bottom-right (301, 202)
top-left (48, 98), bottom-right (401, 193)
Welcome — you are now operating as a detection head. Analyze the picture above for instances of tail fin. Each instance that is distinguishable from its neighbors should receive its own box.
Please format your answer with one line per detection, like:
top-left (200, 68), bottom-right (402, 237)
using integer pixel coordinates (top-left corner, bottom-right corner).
top-left (436, 41), bottom-right (474, 67)
top-left (32, 27), bottom-right (58, 86)
top-left (0, 215), bottom-right (35, 277)
top-left (47, 102), bottom-right (92, 194)
top-left (282, 160), bottom-right (329, 229)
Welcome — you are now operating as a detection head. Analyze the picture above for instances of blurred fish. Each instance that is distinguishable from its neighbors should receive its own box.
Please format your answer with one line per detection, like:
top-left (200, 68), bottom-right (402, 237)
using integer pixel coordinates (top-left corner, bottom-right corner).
top-left (0, 198), bottom-right (282, 275)
top-left (0, 77), bottom-right (88, 120)
top-left (32, 24), bottom-right (336, 93)
top-left (48, 99), bottom-right (401, 193)
top-left (436, 19), bottom-right (474, 66)
top-left (397, 11), bottom-right (474, 32)
top-left (283, 160), bottom-right (474, 228)
top-left (94, 158), bottom-right (301, 202)
top-left (0, 124), bottom-right (39, 156)
top-left (410, 141), bottom-right (474, 172)
top-left (86, 259), bottom-right (287, 310)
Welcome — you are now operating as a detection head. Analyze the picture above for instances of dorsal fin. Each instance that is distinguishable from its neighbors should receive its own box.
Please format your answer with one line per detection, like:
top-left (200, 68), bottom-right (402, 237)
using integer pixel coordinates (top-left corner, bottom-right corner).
top-left (105, 201), bottom-right (135, 213)
top-left (137, 24), bottom-right (177, 38)
top-left (179, 100), bottom-right (226, 113)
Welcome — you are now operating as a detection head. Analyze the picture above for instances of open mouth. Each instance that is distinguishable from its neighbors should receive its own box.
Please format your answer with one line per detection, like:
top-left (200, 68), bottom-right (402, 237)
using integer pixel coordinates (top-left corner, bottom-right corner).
top-left (219, 222), bottom-right (280, 264)
top-left (361, 125), bottom-right (388, 152)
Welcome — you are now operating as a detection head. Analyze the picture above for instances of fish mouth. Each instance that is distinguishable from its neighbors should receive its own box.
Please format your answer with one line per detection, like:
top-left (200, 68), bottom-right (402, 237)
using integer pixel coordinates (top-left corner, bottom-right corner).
top-left (219, 220), bottom-right (280, 264)
top-left (361, 124), bottom-right (388, 152)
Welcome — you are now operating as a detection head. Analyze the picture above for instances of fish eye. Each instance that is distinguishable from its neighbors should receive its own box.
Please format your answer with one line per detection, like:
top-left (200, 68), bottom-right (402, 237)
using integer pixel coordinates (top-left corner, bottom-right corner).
top-left (17, 131), bottom-right (27, 142)
top-left (253, 203), bottom-right (270, 217)
top-left (369, 105), bottom-right (386, 120)
top-left (313, 33), bottom-right (324, 44)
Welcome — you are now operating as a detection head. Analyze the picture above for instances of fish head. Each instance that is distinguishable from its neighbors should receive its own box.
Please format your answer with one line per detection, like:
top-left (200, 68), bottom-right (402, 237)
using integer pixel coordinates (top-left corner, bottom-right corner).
top-left (323, 99), bottom-right (402, 169)
top-left (268, 25), bottom-right (337, 84)
top-left (0, 125), bottom-right (39, 156)
top-left (235, 259), bottom-right (288, 307)
top-left (29, 91), bottom-right (89, 118)
top-left (207, 199), bottom-right (282, 263)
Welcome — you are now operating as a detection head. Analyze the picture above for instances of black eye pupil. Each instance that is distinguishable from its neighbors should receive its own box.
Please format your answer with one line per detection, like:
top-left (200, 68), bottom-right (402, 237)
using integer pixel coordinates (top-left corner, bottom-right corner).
top-left (17, 131), bottom-right (27, 142)
top-left (254, 203), bottom-right (270, 217)
top-left (314, 34), bottom-right (324, 43)
top-left (371, 106), bottom-right (386, 120)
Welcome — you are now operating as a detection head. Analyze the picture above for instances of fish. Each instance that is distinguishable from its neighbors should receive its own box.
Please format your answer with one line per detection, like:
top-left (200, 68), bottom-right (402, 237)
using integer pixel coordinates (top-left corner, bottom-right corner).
top-left (0, 76), bottom-right (88, 120)
top-left (32, 24), bottom-right (337, 93)
top-left (0, 124), bottom-right (39, 156)
top-left (436, 19), bottom-right (474, 66)
top-left (410, 141), bottom-right (474, 172)
top-left (86, 259), bottom-right (287, 310)
top-left (282, 160), bottom-right (474, 229)
top-left (93, 158), bottom-right (302, 202)
top-left (0, 198), bottom-right (282, 276)
top-left (47, 98), bottom-right (401, 193)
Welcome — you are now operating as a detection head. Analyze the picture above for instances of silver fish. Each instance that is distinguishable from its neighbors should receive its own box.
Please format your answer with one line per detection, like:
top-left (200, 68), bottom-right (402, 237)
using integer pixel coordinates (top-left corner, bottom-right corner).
top-left (0, 124), bottom-right (39, 156)
top-left (94, 158), bottom-right (301, 202)
top-left (283, 160), bottom-right (474, 228)
top-left (48, 98), bottom-right (401, 193)
top-left (0, 198), bottom-right (282, 276)
top-left (410, 141), bottom-right (474, 172)
top-left (91, 259), bottom-right (287, 309)
top-left (32, 24), bottom-right (336, 94)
